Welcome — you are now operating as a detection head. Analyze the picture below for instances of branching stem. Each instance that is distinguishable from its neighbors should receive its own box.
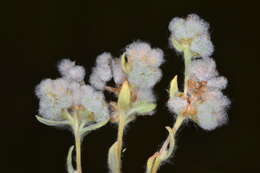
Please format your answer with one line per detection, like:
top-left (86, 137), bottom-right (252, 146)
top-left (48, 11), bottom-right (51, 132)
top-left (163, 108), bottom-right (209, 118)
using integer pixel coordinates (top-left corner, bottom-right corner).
top-left (145, 46), bottom-right (191, 173)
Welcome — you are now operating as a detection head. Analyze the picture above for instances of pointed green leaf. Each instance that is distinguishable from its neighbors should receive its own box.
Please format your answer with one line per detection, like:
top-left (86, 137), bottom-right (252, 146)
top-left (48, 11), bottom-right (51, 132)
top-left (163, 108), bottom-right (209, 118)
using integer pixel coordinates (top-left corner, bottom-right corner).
top-left (172, 39), bottom-right (183, 52)
top-left (169, 75), bottom-right (179, 97)
top-left (79, 118), bottom-right (109, 136)
top-left (66, 146), bottom-right (75, 173)
top-left (125, 115), bottom-right (136, 125)
top-left (108, 141), bottom-right (120, 173)
top-left (127, 102), bottom-right (156, 116)
top-left (160, 127), bottom-right (175, 160)
top-left (36, 115), bottom-right (69, 127)
top-left (121, 53), bottom-right (130, 73)
top-left (118, 81), bottom-right (131, 110)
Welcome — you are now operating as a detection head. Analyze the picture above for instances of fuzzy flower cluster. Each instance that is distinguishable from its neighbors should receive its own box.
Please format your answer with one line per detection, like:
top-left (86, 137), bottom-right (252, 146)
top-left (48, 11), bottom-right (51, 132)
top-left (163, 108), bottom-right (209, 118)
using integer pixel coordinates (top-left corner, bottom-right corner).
top-left (124, 41), bottom-right (164, 103)
top-left (35, 59), bottom-right (109, 122)
top-left (168, 57), bottom-right (230, 130)
top-left (89, 53), bottom-right (113, 90)
top-left (89, 41), bottom-right (164, 104)
top-left (167, 14), bottom-right (230, 130)
top-left (169, 14), bottom-right (214, 58)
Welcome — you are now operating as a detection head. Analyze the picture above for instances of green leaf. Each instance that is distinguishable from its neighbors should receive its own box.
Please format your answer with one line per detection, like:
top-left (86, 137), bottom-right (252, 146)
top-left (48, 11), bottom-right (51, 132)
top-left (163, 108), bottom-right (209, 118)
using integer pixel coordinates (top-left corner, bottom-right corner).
top-left (171, 39), bottom-right (183, 52)
top-left (125, 115), bottom-right (136, 125)
top-left (169, 75), bottom-right (179, 97)
top-left (79, 118), bottom-right (109, 136)
top-left (146, 152), bottom-right (158, 173)
top-left (66, 146), bottom-right (75, 173)
top-left (128, 102), bottom-right (156, 116)
top-left (35, 115), bottom-right (69, 127)
top-left (108, 141), bottom-right (120, 173)
top-left (118, 81), bottom-right (131, 110)
top-left (160, 127), bottom-right (175, 160)
top-left (121, 53), bottom-right (130, 73)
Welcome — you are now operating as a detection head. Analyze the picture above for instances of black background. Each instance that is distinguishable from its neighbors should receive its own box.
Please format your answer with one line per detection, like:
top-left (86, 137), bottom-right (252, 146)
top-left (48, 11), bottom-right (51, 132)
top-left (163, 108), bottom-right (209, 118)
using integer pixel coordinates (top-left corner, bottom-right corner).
top-left (2, 0), bottom-right (259, 172)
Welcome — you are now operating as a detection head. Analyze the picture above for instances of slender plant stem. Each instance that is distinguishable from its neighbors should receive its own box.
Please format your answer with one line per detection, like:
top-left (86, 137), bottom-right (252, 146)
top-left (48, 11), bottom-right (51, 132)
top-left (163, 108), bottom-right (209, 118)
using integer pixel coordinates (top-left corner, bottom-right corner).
top-left (161, 115), bottom-right (185, 151)
top-left (172, 115), bottom-right (185, 131)
top-left (149, 115), bottom-right (185, 173)
top-left (116, 112), bottom-right (126, 173)
top-left (151, 157), bottom-right (161, 173)
top-left (75, 133), bottom-right (82, 173)
top-left (74, 114), bottom-right (82, 173)
top-left (183, 47), bottom-right (192, 95)
top-left (147, 47), bottom-right (191, 173)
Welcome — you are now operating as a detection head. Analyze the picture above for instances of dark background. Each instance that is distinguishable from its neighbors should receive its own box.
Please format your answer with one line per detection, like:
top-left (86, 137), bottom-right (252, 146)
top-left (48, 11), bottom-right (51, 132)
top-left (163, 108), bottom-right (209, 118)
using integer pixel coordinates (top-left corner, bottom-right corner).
top-left (2, 0), bottom-right (259, 172)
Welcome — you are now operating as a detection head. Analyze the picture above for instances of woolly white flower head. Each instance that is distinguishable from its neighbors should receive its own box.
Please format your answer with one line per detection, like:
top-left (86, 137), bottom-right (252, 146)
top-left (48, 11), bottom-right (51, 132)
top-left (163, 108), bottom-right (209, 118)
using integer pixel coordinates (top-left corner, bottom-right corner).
top-left (89, 73), bottom-right (106, 90)
top-left (190, 34), bottom-right (214, 58)
top-left (196, 108), bottom-right (227, 131)
top-left (96, 52), bottom-right (113, 66)
top-left (35, 78), bottom-right (72, 120)
top-left (89, 52), bottom-right (113, 90)
top-left (128, 61), bottom-right (162, 89)
top-left (169, 14), bottom-right (209, 41)
top-left (196, 91), bottom-right (230, 130)
top-left (58, 59), bottom-right (75, 76)
top-left (58, 59), bottom-right (85, 82)
top-left (66, 66), bottom-right (85, 82)
top-left (169, 14), bottom-right (213, 58)
top-left (36, 77), bottom-right (109, 122)
top-left (123, 41), bottom-right (164, 89)
top-left (188, 57), bottom-right (218, 81)
top-left (207, 76), bottom-right (228, 90)
top-left (188, 57), bottom-right (228, 91)
top-left (80, 85), bottom-right (109, 122)
top-left (36, 58), bottom-right (110, 122)
top-left (167, 96), bottom-right (188, 115)
top-left (135, 88), bottom-right (156, 103)
top-left (126, 41), bottom-right (164, 67)
top-left (111, 58), bottom-right (126, 85)
top-left (184, 56), bottom-right (230, 130)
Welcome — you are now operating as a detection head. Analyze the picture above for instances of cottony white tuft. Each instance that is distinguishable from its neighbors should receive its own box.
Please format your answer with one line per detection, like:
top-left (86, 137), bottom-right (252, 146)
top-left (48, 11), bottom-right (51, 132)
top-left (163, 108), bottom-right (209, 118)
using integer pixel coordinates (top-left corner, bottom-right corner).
top-left (128, 61), bottom-right (162, 89)
top-left (111, 58), bottom-right (126, 85)
top-left (167, 96), bottom-right (188, 115)
top-left (185, 56), bottom-right (230, 130)
top-left (196, 94), bottom-right (230, 130)
top-left (207, 76), bottom-right (228, 90)
top-left (65, 66), bottom-right (85, 82)
top-left (35, 78), bottom-right (72, 120)
top-left (126, 41), bottom-right (164, 67)
top-left (188, 57), bottom-right (218, 81)
top-left (123, 41), bottom-right (164, 90)
top-left (58, 59), bottom-right (85, 82)
top-left (136, 88), bottom-right (156, 102)
top-left (89, 52), bottom-right (113, 90)
top-left (169, 14), bottom-right (209, 40)
top-left (89, 73), bottom-right (106, 90)
top-left (169, 14), bottom-right (213, 58)
top-left (190, 34), bottom-right (214, 58)
top-left (80, 85), bottom-right (109, 122)
top-left (58, 59), bottom-right (75, 76)
top-left (36, 59), bottom-right (109, 122)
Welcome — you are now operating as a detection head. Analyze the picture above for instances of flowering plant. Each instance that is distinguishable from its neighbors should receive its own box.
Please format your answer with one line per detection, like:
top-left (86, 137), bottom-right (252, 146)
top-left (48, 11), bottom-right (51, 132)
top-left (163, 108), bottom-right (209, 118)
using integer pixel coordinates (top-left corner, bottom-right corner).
top-left (34, 14), bottom-right (230, 173)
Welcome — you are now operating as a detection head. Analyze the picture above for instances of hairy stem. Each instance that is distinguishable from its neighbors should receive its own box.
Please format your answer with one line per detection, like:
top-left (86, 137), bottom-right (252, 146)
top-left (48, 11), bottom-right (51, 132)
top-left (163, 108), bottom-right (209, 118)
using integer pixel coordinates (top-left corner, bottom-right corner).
top-left (146, 47), bottom-right (191, 173)
top-left (146, 115), bottom-right (185, 173)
